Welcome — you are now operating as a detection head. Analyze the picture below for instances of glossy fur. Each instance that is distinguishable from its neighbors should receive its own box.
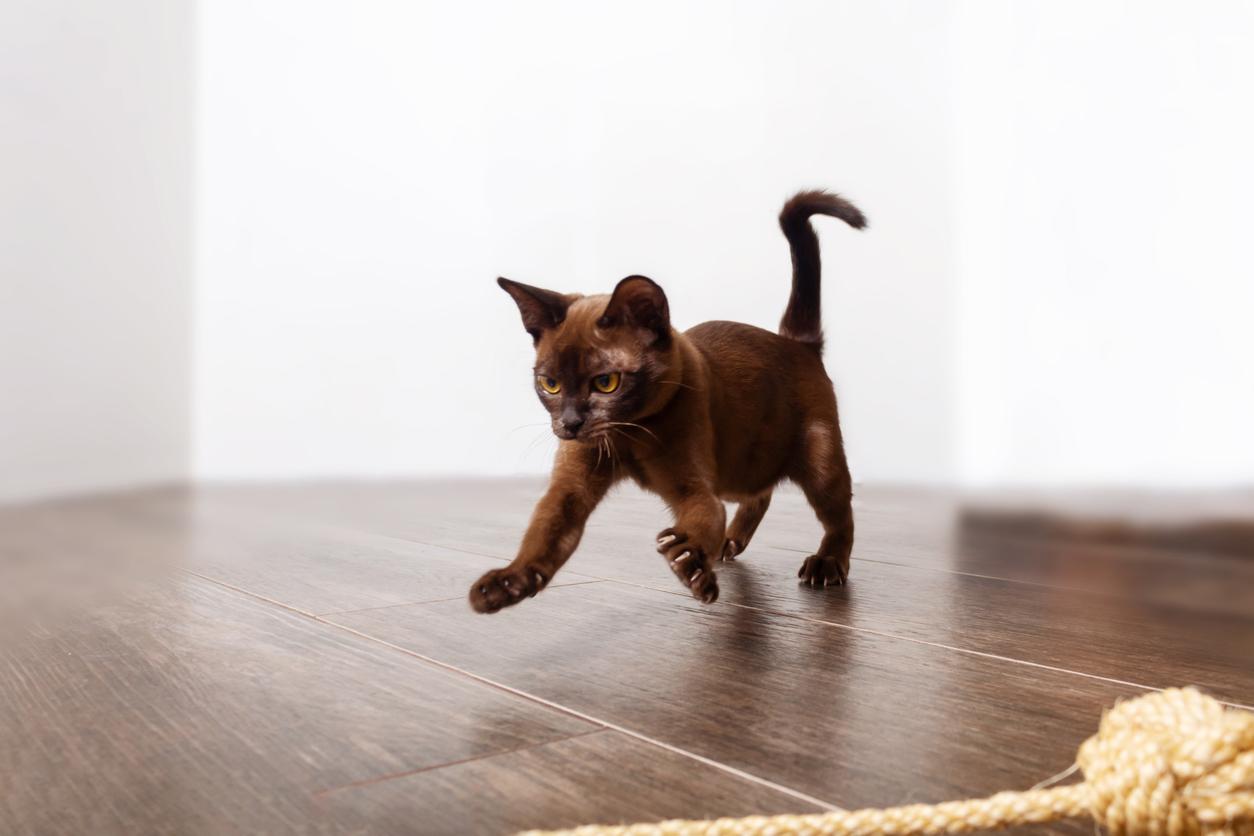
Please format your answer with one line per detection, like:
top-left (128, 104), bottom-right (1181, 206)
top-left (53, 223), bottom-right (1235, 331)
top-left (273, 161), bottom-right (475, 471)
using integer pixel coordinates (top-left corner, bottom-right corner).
top-left (471, 190), bottom-right (867, 613)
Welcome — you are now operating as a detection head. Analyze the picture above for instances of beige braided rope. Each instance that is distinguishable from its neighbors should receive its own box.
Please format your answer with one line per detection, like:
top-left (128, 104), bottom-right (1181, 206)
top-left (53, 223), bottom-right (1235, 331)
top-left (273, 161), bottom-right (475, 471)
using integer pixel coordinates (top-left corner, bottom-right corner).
top-left (523, 688), bottom-right (1254, 836)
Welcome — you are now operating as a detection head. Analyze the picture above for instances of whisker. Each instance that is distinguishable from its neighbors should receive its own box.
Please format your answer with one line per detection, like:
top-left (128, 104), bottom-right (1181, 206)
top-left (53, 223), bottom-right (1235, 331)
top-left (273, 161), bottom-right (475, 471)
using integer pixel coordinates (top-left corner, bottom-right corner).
top-left (605, 424), bottom-right (647, 445)
top-left (609, 426), bottom-right (647, 459)
top-left (523, 429), bottom-right (552, 456)
top-left (603, 431), bottom-right (623, 480)
top-left (611, 436), bottom-right (622, 480)
top-left (506, 422), bottom-right (551, 436)
top-left (604, 421), bottom-right (661, 444)
top-left (657, 379), bottom-right (699, 392)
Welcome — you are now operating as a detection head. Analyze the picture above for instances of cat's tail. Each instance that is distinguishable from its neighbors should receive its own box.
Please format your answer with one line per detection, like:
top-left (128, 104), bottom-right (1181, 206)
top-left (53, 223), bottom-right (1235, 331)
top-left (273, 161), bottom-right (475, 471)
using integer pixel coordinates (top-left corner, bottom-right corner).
top-left (777, 190), bottom-right (867, 352)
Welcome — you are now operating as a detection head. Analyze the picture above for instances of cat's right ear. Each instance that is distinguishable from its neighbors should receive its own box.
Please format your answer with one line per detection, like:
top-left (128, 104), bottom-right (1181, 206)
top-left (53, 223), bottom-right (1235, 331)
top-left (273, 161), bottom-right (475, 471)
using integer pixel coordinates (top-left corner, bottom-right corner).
top-left (497, 278), bottom-right (571, 344)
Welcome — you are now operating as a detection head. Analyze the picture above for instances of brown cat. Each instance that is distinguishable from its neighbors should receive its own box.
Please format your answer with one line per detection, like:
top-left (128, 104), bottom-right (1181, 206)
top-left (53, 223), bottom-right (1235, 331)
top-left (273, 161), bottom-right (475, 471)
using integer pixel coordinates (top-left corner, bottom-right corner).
top-left (470, 190), bottom-right (866, 613)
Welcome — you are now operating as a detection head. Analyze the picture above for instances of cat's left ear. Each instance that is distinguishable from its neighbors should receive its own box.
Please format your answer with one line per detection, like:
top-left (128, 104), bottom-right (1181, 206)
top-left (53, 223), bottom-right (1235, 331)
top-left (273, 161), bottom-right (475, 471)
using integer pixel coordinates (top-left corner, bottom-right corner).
top-left (598, 275), bottom-right (671, 347)
top-left (497, 278), bottom-right (572, 344)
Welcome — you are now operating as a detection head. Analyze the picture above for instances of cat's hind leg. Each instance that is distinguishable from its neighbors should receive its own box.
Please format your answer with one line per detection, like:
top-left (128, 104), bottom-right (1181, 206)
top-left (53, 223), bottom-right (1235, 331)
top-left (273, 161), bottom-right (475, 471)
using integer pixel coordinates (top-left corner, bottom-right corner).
top-left (721, 490), bottom-right (772, 561)
top-left (793, 419), bottom-right (854, 587)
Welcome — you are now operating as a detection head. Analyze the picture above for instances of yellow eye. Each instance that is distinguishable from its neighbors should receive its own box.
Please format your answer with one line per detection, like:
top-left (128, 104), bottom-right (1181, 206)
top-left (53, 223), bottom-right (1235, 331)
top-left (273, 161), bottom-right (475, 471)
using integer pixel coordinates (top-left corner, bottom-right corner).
top-left (593, 372), bottom-right (621, 394)
top-left (538, 376), bottom-right (561, 394)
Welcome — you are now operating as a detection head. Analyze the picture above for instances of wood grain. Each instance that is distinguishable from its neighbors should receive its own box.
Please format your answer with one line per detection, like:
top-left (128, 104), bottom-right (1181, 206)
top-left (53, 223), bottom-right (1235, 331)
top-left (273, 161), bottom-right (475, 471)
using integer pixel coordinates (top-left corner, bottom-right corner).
top-left (328, 581), bottom-right (1138, 824)
top-left (0, 576), bottom-right (593, 834)
top-left (186, 480), bottom-right (1254, 615)
top-left (5, 481), bottom-right (1249, 835)
top-left (755, 488), bottom-right (1254, 617)
top-left (712, 549), bottom-right (1254, 704)
top-left (103, 486), bottom-right (593, 615)
top-left (318, 730), bottom-right (824, 835)
top-left (224, 482), bottom-right (1252, 702)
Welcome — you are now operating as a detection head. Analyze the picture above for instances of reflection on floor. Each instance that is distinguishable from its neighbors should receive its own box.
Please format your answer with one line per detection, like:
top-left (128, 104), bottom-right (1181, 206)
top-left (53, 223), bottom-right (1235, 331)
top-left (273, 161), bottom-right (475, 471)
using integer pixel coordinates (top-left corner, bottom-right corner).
top-left (3, 481), bottom-right (1251, 834)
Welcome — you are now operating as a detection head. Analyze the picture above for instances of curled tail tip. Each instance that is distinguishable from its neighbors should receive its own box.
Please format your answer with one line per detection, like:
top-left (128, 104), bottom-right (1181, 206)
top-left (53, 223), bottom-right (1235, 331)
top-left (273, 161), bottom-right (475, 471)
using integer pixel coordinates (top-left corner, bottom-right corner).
top-left (777, 188), bottom-right (864, 353)
top-left (780, 189), bottom-right (868, 231)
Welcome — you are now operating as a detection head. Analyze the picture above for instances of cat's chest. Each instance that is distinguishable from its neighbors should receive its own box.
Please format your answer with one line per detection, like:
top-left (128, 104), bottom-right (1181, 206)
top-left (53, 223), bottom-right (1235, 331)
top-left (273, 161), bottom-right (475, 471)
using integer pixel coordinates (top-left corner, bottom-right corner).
top-left (622, 458), bottom-right (652, 489)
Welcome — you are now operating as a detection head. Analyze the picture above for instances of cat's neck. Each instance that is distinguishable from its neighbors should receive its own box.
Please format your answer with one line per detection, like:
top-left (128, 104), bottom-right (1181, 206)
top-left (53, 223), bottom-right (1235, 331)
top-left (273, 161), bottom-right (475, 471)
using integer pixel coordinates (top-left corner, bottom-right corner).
top-left (635, 330), bottom-right (699, 423)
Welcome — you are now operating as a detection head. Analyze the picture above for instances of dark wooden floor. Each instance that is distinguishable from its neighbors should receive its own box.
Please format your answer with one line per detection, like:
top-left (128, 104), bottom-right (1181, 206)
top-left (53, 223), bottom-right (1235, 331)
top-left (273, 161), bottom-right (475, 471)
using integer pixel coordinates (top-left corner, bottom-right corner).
top-left (2, 481), bottom-right (1251, 835)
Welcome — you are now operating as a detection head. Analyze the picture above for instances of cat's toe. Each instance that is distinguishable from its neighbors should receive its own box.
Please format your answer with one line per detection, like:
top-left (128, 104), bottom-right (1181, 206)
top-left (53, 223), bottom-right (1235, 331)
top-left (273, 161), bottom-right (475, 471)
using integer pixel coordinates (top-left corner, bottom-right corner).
top-left (688, 567), bottom-right (720, 604)
top-left (656, 528), bottom-right (686, 553)
top-left (797, 554), bottom-right (848, 588)
top-left (657, 529), bottom-right (694, 566)
top-left (720, 539), bottom-right (740, 562)
top-left (469, 566), bottom-right (545, 613)
top-left (469, 571), bottom-right (506, 613)
top-left (657, 529), bottom-right (719, 603)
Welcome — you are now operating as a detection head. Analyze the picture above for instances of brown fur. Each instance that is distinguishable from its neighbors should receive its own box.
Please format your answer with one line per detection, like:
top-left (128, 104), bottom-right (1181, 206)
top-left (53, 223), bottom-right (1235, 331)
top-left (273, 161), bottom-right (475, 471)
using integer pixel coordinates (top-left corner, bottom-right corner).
top-left (470, 190), bottom-right (867, 613)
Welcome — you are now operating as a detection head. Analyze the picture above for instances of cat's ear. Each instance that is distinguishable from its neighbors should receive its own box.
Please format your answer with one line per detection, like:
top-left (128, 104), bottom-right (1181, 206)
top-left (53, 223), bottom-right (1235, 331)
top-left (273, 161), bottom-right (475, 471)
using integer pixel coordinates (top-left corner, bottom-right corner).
top-left (497, 278), bottom-right (572, 343)
top-left (598, 275), bottom-right (671, 347)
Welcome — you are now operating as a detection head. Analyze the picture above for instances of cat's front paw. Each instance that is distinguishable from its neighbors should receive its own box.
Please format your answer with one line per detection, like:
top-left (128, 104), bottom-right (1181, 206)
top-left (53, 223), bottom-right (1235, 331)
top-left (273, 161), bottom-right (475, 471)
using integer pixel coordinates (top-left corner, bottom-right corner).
top-left (469, 564), bottom-right (549, 613)
top-left (797, 553), bottom-right (848, 588)
top-left (656, 528), bottom-right (719, 604)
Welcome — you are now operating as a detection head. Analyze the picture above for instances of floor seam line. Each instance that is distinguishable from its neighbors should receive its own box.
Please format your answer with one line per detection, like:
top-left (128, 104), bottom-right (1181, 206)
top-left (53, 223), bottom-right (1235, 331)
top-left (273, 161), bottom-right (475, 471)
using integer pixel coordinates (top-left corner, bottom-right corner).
top-left (187, 569), bottom-right (841, 806)
top-left (316, 594), bottom-right (472, 614)
top-left (314, 580), bottom-right (605, 617)
top-left (361, 530), bottom-right (1083, 597)
top-left (587, 577), bottom-right (1254, 711)
top-left (349, 535), bottom-right (617, 583)
top-left (765, 544), bottom-right (1250, 613)
top-left (187, 568), bottom-right (1253, 713)
top-left (317, 617), bottom-right (843, 813)
top-left (768, 545), bottom-right (1095, 587)
top-left (310, 728), bottom-right (609, 799)
top-left (186, 571), bottom-right (319, 617)
top-left (376, 532), bottom-right (1169, 602)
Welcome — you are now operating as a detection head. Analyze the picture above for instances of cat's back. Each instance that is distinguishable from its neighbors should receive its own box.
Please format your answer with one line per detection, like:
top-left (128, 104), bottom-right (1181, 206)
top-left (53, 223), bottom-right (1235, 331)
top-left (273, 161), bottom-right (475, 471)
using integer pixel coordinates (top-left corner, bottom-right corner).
top-left (683, 320), bottom-right (832, 424)
top-left (684, 320), bottom-right (824, 378)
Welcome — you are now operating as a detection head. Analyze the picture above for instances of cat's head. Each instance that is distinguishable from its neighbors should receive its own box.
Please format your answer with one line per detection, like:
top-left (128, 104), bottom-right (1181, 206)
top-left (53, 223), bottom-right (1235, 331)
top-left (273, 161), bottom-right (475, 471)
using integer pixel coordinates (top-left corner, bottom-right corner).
top-left (498, 275), bottom-right (677, 442)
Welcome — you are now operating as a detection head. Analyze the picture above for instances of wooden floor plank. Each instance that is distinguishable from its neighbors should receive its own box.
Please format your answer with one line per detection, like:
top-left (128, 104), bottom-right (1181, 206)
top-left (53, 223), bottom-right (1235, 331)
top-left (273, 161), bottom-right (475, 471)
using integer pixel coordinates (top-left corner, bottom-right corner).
top-left (103, 487), bottom-right (591, 615)
top-left (196, 483), bottom-right (1252, 703)
top-left (1, 575), bottom-right (594, 834)
top-left (184, 480), bottom-right (1254, 616)
top-left (184, 514), bottom-right (595, 616)
top-left (317, 730), bottom-right (825, 835)
top-left (710, 551), bottom-right (1254, 704)
top-left (748, 489), bottom-right (1254, 617)
top-left (7, 481), bottom-right (1249, 835)
top-left (327, 581), bottom-right (1135, 829)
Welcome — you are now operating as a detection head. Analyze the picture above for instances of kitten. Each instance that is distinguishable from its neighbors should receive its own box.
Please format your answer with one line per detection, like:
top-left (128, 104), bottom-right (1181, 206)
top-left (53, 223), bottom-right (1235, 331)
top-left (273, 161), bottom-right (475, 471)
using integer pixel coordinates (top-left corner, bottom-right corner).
top-left (470, 190), bottom-right (866, 613)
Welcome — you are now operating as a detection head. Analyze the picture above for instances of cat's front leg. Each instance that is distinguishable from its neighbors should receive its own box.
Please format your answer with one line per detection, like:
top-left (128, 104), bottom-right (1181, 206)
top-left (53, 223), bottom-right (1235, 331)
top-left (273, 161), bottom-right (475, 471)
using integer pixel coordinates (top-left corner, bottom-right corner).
top-left (469, 444), bottom-right (612, 614)
top-left (655, 482), bottom-right (726, 604)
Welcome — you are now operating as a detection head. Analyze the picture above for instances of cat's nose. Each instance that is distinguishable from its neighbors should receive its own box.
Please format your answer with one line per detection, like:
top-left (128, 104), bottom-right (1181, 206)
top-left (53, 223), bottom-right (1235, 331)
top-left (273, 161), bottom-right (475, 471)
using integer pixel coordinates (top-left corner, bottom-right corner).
top-left (561, 416), bottom-right (585, 435)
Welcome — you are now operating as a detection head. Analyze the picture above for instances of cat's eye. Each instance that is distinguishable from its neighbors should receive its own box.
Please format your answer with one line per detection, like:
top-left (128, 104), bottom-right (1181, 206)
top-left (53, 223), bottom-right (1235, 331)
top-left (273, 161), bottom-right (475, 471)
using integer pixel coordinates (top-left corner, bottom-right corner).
top-left (538, 376), bottom-right (561, 394)
top-left (592, 372), bottom-right (621, 394)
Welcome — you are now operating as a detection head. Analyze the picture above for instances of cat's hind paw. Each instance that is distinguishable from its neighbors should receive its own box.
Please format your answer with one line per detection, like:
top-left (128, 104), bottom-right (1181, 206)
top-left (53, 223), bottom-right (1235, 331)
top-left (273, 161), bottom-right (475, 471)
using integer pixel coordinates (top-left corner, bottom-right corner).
top-left (797, 553), bottom-right (847, 588)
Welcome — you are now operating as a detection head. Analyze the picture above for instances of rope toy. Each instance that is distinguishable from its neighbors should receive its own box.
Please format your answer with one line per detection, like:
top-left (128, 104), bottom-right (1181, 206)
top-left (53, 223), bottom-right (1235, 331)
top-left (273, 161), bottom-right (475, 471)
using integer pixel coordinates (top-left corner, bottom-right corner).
top-left (523, 688), bottom-right (1254, 836)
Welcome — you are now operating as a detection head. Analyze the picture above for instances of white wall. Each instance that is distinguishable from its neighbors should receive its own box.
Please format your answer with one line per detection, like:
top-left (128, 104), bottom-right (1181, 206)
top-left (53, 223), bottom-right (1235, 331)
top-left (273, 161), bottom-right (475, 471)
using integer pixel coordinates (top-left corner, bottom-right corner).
top-left (0, 0), bottom-right (193, 503)
top-left (953, 0), bottom-right (1254, 487)
top-left (13, 2), bottom-right (1242, 495)
top-left (195, 0), bottom-right (958, 483)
